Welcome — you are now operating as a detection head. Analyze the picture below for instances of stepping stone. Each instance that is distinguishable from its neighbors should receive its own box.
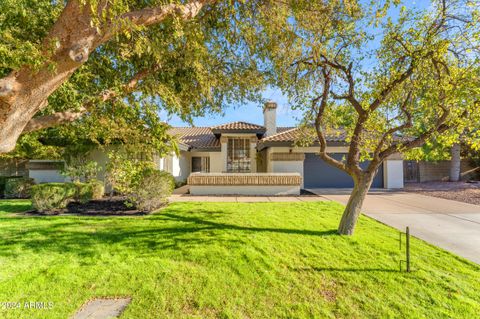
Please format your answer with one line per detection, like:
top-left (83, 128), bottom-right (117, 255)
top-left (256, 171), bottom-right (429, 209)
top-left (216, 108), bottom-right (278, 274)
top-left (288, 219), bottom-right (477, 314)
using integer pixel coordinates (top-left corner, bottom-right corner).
top-left (73, 297), bottom-right (131, 319)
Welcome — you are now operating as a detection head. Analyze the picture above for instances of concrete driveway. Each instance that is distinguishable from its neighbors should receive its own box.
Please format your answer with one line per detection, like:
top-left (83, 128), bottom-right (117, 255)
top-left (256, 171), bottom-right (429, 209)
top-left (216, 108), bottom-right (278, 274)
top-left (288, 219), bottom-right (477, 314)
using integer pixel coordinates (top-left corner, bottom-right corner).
top-left (307, 189), bottom-right (480, 264)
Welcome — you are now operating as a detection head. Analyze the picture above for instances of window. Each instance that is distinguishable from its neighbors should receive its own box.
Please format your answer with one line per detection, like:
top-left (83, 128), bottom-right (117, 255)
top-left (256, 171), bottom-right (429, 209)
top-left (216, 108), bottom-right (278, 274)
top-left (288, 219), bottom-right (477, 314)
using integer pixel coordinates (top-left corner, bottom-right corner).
top-left (227, 138), bottom-right (251, 172)
top-left (192, 156), bottom-right (210, 173)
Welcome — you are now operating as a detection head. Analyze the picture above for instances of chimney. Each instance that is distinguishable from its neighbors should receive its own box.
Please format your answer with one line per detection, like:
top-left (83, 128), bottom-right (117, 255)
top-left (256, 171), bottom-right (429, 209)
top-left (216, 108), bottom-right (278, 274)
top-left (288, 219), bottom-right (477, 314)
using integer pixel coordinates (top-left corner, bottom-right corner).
top-left (263, 101), bottom-right (277, 137)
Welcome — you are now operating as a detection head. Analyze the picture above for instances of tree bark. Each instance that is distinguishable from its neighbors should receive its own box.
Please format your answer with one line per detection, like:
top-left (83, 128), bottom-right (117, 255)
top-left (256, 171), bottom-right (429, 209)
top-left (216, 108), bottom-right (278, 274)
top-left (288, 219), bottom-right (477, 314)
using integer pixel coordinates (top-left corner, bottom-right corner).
top-left (337, 173), bottom-right (375, 235)
top-left (449, 143), bottom-right (461, 182)
top-left (0, 0), bottom-right (214, 154)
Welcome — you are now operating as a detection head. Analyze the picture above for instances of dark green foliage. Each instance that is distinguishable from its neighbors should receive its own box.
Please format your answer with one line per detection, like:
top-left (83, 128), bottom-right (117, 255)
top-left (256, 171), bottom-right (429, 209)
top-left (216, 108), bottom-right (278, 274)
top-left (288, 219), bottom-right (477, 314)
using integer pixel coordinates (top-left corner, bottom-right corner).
top-left (4, 177), bottom-right (35, 199)
top-left (128, 168), bottom-right (175, 212)
top-left (30, 183), bottom-right (76, 212)
top-left (0, 176), bottom-right (21, 197)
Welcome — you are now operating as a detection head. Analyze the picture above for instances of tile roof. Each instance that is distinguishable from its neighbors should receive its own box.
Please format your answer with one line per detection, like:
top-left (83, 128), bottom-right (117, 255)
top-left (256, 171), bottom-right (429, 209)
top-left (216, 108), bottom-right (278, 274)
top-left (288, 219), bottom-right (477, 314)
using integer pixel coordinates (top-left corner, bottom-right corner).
top-left (211, 121), bottom-right (266, 132)
top-left (169, 127), bottom-right (220, 150)
top-left (169, 125), bottom-right (326, 151)
top-left (261, 127), bottom-right (346, 143)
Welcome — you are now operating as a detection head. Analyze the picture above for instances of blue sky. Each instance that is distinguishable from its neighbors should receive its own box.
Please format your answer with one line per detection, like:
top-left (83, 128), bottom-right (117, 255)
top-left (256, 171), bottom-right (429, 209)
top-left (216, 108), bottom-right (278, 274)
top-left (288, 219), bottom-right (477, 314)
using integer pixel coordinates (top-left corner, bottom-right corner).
top-left (165, 0), bottom-right (432, 128)
top-left (164, 87), bottom-right (300, 127)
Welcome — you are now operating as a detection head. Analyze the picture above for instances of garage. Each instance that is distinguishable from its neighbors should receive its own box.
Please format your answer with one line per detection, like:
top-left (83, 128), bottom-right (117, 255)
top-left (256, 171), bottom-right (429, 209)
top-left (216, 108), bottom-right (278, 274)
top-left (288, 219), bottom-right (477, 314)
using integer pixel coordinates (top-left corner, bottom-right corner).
top-left (303, 153), bottom-right (384, 188)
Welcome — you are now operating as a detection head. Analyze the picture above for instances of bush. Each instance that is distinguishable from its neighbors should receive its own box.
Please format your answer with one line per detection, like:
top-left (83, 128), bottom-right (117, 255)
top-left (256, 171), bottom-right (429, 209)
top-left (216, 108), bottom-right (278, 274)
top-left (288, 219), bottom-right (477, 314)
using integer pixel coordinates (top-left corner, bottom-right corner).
top-left (89, 179), bottom-right (105, 199)
top-left (74, 182), bottom-right (93, 204)
top-left (105, 151), bottom-right (155, 196)
top-left (73, 180), bottom-right (104, 203)
top-left (31, 183), bottom-right (77, 212)
top-left (0, 176), bottom-right (21, 197)
top-left (175, 180), bottom-right (187, 189)
top-left (128, 168), bottom-right (175, 211)
top-left (4, 177), bottom-right (35, 199)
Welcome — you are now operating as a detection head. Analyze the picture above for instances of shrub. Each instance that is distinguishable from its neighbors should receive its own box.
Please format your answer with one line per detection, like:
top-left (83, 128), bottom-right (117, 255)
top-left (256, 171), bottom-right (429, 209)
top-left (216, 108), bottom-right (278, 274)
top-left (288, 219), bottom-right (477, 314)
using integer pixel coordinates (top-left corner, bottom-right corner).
top-left (105, 151), bottom-right (155, 196)
top-left (73, 180), bottom-right (104, 203)
top-left (89, 179), bottom-right (105, 200)
top-left (175, 180), bottom-right (187, 189)
top-left (74, 182), bottom-right (93, 204)
top-left (4, 177), bottom-right (35, 199)
top-left (128, 168), bottom-right (175, 211)
top-left (0, 176), bottom-right (20, 197)
top-left (31, 183), bottom-right (77, 212)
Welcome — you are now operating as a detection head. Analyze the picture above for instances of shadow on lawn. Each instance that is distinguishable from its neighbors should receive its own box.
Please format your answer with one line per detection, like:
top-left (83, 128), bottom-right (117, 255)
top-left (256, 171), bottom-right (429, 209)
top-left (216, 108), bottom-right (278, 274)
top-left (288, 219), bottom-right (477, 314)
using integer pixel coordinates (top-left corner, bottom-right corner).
top-left (0, 210), bottom-right (337, 259)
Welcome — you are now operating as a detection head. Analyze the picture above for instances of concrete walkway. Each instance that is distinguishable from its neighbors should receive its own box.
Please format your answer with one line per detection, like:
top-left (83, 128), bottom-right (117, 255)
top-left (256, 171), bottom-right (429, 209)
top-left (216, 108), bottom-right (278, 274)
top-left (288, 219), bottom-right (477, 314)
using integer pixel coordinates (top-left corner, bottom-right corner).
top-left (170, 194), bottom-right (327, 202)
top-left (171, 185), bottom-right (328, 202)
top-left (308, 189), bottom-right (480, 264)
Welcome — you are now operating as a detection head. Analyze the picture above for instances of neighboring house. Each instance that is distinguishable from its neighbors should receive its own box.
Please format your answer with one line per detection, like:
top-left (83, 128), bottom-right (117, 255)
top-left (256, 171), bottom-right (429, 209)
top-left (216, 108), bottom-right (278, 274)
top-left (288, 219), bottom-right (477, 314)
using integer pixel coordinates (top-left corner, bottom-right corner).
top-left (159, 101), bottom-right (404, 192)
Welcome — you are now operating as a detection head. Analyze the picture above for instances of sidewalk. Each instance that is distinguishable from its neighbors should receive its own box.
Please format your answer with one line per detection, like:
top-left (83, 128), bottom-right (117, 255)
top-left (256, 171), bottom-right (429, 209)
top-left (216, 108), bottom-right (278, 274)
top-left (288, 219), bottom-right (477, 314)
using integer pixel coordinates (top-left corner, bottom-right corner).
top-left (170, 185), bottom-right (328, 202)
top-left (169, 194), bottom-right (328, 202)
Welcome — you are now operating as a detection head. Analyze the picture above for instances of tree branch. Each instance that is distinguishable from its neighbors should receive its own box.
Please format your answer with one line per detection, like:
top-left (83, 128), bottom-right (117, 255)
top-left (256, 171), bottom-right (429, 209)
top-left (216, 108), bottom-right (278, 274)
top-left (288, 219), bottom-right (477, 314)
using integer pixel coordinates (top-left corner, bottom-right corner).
top-left (99, 0), bottom-right (216, 43)
top-left (369, 63), bottom-right (414, 111)
top-left (372, 91), bottom-right (413, 160)
top-left (379, 108), bottom-right (451, 159)
top-left (22, 67), bottom-right (154, 134)
top-left (22, 107), bottom-right (88, 133)
top-left (319, 56), bottom-right (364, 115)
top-left (313, 70), bottom-right (349, 173)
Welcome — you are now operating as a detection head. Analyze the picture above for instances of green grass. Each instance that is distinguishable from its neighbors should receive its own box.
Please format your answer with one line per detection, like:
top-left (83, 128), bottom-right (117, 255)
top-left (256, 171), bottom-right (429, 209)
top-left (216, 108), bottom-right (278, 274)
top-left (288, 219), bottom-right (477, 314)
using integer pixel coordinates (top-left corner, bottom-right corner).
top-left (0, 199), bottom-right (479, 318)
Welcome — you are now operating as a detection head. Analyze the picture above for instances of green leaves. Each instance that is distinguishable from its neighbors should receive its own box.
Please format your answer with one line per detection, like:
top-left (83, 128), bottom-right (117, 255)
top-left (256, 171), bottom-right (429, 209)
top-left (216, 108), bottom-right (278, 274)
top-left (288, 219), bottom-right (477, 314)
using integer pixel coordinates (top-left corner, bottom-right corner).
top-left (253, 0), bottom-right (479, 161)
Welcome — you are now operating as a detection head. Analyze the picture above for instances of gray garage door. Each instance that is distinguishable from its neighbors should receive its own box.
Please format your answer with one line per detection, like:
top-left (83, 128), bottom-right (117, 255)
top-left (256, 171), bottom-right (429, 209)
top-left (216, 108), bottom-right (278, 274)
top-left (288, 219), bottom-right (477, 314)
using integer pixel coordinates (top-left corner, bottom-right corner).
top-left (303, 153), bottom-right (383, 188)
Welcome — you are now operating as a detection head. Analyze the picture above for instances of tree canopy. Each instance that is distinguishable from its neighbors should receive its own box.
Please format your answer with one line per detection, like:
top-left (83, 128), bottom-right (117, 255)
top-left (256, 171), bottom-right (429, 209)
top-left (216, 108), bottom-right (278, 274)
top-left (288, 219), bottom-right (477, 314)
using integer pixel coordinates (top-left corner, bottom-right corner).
top-left (241, 0), bottom-right (480, 234)
top-left (0, 0), bottom-right (267, 156)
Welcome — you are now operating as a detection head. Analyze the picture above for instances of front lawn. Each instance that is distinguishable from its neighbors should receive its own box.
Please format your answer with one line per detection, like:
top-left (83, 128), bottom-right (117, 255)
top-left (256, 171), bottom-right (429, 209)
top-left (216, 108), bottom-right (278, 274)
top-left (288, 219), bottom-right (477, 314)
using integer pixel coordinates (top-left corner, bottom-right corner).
top-left (0, 200), bottom-right (479, 318)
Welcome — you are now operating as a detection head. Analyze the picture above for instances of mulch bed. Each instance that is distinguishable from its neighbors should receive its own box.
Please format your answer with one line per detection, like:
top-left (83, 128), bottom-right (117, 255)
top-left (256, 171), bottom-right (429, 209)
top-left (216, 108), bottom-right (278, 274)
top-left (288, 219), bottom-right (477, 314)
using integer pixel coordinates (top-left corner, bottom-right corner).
top-left (25, 197), bottom-right (152, 216)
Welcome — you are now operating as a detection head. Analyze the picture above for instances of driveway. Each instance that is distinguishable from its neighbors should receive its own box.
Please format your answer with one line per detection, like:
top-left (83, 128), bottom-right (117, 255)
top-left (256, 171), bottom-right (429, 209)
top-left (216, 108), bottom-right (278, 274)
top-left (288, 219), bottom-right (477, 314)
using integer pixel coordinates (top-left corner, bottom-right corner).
top-left (307, 189), bottom-right (480, 264)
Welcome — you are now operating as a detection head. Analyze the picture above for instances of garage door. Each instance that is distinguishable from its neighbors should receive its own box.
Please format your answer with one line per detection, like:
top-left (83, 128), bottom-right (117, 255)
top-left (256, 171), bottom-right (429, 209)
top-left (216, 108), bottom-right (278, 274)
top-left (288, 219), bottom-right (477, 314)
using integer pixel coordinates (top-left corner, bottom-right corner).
top-left (303, 153), bottom-right (383, 188)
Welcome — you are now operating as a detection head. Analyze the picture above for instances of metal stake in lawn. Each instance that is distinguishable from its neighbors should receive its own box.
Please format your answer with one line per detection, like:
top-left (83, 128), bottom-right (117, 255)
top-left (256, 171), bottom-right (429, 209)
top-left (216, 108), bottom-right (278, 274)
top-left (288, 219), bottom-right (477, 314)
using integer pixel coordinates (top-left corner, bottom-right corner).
top-left (399, 226), bottom-right (411, 272)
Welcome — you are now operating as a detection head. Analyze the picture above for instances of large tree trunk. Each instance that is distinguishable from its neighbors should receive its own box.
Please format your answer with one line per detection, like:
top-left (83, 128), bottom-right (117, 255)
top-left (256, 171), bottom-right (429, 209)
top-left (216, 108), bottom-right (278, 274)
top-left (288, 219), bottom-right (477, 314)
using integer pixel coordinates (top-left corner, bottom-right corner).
top-left (449, 143), bottom-right (461, 182)
top-left (337, 173), bottom-right (374, 235)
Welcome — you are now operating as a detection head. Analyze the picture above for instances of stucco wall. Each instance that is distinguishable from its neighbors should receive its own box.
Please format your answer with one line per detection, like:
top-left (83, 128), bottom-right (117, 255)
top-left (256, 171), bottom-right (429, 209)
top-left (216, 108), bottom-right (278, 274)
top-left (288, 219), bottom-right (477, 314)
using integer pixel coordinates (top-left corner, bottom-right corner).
top-left (209, 152), bottom-right (223, 173)
top-left (88, 148), bottom-right (110, 182)
top-left (170, 151), bottom-right (190, 182)
top-left (271, 161), bottom-right (304, 188)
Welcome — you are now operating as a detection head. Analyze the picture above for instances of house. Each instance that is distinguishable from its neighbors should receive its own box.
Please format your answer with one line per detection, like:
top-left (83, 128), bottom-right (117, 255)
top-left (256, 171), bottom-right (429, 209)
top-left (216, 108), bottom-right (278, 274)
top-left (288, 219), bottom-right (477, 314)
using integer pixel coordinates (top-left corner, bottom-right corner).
top-left (158, 101), bottom-right (404, 195)
top-left (5, 101), bottom-right (476, 195)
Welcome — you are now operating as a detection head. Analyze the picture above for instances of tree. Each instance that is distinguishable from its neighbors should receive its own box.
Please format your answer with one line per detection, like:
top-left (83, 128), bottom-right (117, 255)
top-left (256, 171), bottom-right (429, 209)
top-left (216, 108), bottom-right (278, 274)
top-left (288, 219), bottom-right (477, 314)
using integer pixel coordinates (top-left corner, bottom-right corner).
top-left (450, 143), bottom-right (462, 181)
top-left (0, 0), bottom-right (266, 154)
top-left (251, 0), bottom-right (480, 234)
